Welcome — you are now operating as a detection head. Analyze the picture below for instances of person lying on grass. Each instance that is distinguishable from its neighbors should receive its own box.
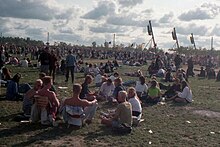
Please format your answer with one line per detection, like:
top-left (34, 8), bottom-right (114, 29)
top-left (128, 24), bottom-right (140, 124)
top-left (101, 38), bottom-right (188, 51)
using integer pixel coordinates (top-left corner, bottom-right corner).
top-left (61, 84), bottom-right (98, 127)
top-left (166, 81), bottom-right (193, 103)
top-left (100, 91), bottom-right (132, 128)
top-left (31, 76), bottom-right (60, 126)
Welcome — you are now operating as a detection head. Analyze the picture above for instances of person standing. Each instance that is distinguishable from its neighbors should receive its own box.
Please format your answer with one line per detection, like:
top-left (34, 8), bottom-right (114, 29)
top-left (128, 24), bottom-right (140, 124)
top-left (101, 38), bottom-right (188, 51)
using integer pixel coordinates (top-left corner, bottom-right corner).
top-left (186, 57), bottom-right (194, 78)
top-left (174, 54), bottom-right (182, 71)
top-left (65, 50), bottom-right (77, 83)
top-left (38, 47), bottom-right (51, 75)
top-left (49, 50), bottom-right (58, 84)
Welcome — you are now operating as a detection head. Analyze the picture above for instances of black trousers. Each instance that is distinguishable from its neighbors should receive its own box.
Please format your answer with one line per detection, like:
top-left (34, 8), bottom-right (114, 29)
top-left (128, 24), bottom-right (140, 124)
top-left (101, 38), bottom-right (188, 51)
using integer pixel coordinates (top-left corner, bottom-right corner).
top-left (65, 66), bottom-right (75, 83)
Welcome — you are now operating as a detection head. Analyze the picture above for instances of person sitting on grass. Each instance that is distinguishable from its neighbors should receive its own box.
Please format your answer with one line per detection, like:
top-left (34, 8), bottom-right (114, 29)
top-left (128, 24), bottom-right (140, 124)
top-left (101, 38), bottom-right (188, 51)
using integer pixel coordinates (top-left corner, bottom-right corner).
top-left (163, 78), bottom-right (181, 98)
top-left (127, 87), bottom-right (142, 120)
top-left (146, 80), bottom-right (161, 104)
top-left (6, 73), bottom-right (23, 101)
top-left (207, 68), bottom-right (216, 79)
top-left (61, 84), bottom-right (98, 128)
top-left (79, 75), bottom-right (98, 101)
top-left (112, 77), bottom-right (125, 102)
top-left (39, 72), bottom-right (56, 92)
top-left (100, 91), bottom-right (132, 130)
top-left (109, 72), bottom-right (119, 82)
top-left (98, 78), bottom-right (115, 101)
top-left (164, 68), bottom-right (174, 82)
top-left (2, 67), bottom-right (12, 81)
top-left (167, 81), bottom-right (192, 103)
top-left (31, 76), bottom-right (60, 126)
top-left (198, 67), bottom-right (206, 78)
top-left (135, 76), bottom-right (148, 99)
top-left (23, 79), bottom-right (43, 117)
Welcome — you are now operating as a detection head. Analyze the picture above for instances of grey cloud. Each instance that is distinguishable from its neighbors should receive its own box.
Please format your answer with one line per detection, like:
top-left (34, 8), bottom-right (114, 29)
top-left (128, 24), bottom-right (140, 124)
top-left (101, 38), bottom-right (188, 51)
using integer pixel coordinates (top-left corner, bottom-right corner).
top-left (178, 8), bottom-right (211, 21)
top-left (53, 20), bottom-right (69, 29)
top-left (118, 0), bottom-right (143, 8)
top-left (24, 27), bottom-right (47, 41)
top-left (201, 3), bottom-right (220, 17)
top-left (159, 12), bottom-right (174, 23)
top-left (77, 20), bottom-right (86, 31)
top-left (89, 24), bottom-right (127, 33)
top-left (0, 0), bottom-right (55, 20)
top-left (52, 33), bottom-right (82, 43)
top-left (0, 0), bottom-right (76, 21)
top-left (106, 15), bottom-right (159, 28)
top-left (82, 1), bottom-right (116, 20)
top-left (176, 23), bottom-right (209, 36)
top-left (59, 27), bottom-right (74, 34)
top-left (25, 27), bottom-right (45, 36)
top-left (141, 9), bottom-right (153, 15)
top-left (210, 25), bottom-right (220, 36)
top-left (0, 18), bottom-right (10, 34)
top-left (178, 3), bottom-right (220, 21)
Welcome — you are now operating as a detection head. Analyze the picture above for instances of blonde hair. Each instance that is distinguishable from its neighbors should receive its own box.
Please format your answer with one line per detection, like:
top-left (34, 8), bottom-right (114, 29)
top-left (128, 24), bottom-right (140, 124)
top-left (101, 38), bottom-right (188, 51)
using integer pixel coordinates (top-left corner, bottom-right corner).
top-left (118, 91), bottom-right (127, 100)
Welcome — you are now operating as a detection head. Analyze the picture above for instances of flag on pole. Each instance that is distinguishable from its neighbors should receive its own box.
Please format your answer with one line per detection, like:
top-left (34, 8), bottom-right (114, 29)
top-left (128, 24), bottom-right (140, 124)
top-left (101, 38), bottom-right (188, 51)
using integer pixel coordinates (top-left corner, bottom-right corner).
top-left (172, 31), bottom-right (177, 40)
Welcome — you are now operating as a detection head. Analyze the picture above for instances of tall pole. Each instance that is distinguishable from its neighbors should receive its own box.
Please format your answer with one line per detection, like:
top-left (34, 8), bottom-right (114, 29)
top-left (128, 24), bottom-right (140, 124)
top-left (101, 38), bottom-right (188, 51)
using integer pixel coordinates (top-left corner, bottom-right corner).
top-left (149, 20), bottom-right (157, 49)
top-left (113, 33), bottom-right (116, 48)
top-left (211, 36), bottom-right (214, 50)
top-left (173, 28), bottom-right (180, 49)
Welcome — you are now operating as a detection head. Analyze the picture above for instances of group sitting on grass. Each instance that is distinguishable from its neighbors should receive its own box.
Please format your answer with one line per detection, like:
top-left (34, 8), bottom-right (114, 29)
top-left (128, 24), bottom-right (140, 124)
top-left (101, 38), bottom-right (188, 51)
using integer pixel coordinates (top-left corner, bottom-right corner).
top-left (11, 68), bottom-right (194, 133)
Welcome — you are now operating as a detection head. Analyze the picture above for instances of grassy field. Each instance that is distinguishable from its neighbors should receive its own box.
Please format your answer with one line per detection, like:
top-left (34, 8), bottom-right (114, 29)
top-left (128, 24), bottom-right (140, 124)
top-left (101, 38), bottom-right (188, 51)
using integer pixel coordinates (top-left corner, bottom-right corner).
top-left (0, 59), bottom-right (220, 146)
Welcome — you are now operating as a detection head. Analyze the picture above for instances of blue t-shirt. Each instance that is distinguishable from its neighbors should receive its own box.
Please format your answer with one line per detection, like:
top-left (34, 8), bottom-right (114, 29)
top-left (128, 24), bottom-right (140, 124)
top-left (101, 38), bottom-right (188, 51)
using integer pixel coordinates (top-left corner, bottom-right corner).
top-left (6, 80), bottom-right (18, 100)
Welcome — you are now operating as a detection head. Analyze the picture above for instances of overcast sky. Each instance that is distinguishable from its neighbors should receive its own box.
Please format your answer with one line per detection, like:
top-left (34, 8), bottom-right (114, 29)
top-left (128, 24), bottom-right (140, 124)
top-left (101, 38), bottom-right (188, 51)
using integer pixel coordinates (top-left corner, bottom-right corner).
top-left (1, 0), bottom-right (220, 49)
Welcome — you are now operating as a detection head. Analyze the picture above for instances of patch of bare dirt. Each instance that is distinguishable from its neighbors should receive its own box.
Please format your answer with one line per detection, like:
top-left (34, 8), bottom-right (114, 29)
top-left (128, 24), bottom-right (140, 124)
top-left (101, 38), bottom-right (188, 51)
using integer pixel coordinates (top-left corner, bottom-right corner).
top-left (193, 110), bottom-right (220, 118)
top-left (183, 106), bottom-right (220, 118)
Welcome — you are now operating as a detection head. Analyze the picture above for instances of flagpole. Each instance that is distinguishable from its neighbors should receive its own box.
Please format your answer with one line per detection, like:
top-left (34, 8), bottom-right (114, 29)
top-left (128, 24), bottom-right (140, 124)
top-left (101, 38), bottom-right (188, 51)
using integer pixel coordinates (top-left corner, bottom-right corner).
top-left (211, 36), bottom-right (214, 50)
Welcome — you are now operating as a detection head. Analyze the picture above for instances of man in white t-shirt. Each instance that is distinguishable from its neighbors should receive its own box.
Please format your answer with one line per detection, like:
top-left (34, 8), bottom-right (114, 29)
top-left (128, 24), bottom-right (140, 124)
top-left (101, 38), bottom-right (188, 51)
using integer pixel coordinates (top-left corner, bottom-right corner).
top-left (135, 76), bottom-right (148, 98)
top-left (99, 79), bottom-right (115, 100)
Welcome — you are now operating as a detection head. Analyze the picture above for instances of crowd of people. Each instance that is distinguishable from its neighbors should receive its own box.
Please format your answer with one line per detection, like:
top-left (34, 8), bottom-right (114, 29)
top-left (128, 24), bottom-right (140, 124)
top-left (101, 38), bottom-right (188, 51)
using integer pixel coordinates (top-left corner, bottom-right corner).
top-left (0, 44), bottom-right (219, 134)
